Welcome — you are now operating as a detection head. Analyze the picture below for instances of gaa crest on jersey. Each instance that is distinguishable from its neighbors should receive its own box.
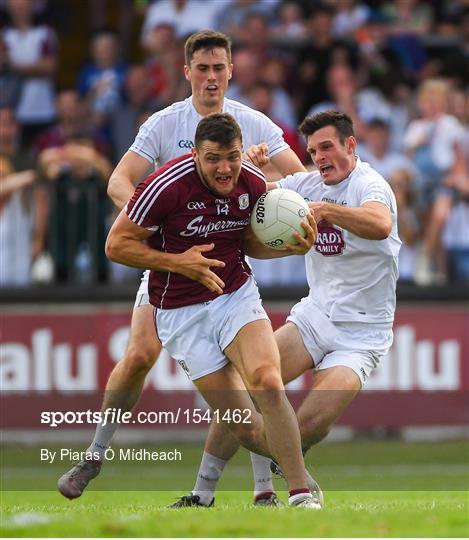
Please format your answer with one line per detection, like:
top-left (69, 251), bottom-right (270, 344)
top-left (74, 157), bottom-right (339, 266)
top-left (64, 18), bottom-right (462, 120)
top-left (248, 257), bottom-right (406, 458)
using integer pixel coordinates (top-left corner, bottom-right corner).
top-left (315, 222), bottom-right (345, 256)
top-left (238, 194), bottom-right (249, 210)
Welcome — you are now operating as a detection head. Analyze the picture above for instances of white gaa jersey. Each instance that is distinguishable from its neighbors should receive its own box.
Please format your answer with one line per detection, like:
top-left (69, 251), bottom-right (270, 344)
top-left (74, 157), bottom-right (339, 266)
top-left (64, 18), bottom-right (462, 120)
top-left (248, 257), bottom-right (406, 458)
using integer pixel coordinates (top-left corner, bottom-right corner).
top-left (130, 96), bottom-right (289, 167)
top-left (278, 157), bottom-right (401, 325)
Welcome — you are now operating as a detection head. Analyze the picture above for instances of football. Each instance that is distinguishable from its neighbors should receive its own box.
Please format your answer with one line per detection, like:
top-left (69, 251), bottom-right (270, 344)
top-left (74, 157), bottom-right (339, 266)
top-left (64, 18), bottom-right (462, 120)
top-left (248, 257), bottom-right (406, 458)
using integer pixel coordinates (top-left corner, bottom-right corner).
top-left (251, 188), bottom-right (310, 250)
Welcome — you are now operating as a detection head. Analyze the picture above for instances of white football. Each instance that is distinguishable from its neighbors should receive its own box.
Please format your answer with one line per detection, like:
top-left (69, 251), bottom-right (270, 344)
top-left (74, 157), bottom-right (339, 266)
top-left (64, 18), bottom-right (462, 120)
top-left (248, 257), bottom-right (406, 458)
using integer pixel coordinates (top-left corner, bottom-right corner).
top-left (251, 188), bottom-right (310, 250)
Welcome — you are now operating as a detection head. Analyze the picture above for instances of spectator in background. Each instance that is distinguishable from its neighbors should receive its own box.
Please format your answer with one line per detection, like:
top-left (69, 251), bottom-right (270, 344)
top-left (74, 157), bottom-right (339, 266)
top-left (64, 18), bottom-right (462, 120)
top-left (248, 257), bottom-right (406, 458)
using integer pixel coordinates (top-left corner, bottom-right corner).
top-left (38, 134), bottom-right (112, 184)
top-left (381, 0), bottom-right (430, 78)
top-left (236, 11), bottom-right (276, 62)
top-left (404, 79), bottom-right (466, 285)
top-left (0, 107), bottom-right (48, 286)
top-left (109, 65), bottom-right (159, 162)
top-left (34, 89), bottom-right (108, 157)
top-left (77, 29), bottom-right (127, 130)
top-left (382, 0), bottom-right (433, 37)
top-left (440, 91), bottom-right (469, 283)
top-left (308, 62), bottom-right (393, 142)
top-left (142, 22), bottom-right (189, 108)
top-left (36, 92), bottom-right (113, 284)
top-left (356, 10), bottom-right (409, 89)
top-left (214, 0), bottom-right (275, 41)
top-left (86, 0), bottom-right (135, 60)
top-left (331, 0), bottom-right (370, 39)
top-left (359, 118), bottom-right (420, 186)
top-left (227, 48), bottom-right (297, 131)
top-left (389, 170), bottom-right (420, 284)
top-left (443, 199), bottom-right (469, 283)
top-left (296, 3), bottom-right (357, 120)
top-left (0, 35), bottom-right (21, 109)
top-left (437, 6), bottom-right (469, 87)
top-left (271, 0), bottom-right (307, 40)
top-left (140, 0), bottom-right (220, 45)
top-left (2, 0), bottom-right (58, 149)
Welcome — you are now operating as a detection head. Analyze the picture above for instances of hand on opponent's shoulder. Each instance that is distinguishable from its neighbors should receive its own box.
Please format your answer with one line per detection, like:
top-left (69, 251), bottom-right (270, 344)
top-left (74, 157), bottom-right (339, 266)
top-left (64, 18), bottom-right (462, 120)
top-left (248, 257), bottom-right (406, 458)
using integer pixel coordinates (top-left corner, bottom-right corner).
top-left (243, 143), bottom-right (270, 169)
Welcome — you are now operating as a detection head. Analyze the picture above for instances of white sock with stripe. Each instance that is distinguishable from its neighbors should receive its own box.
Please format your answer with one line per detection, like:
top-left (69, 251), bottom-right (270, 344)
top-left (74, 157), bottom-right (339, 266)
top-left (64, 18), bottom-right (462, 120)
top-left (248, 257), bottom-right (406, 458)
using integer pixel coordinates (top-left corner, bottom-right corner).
top-left (192, 451), bottom-right (227, 505)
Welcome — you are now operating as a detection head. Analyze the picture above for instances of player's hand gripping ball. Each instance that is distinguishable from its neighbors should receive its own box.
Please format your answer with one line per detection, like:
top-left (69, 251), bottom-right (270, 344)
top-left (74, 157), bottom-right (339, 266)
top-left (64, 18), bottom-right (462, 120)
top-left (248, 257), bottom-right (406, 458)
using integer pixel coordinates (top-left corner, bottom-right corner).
top-left (251, 188), bottom-right (310, 250)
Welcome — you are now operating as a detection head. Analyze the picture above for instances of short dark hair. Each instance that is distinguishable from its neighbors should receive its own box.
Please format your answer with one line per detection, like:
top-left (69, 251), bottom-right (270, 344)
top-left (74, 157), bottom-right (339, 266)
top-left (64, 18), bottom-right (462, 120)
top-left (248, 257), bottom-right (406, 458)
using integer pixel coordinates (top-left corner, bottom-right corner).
top-left (184, 30), bottom-right (232, 65)
top-left (194, 113), bottom-right (242, 149)
top-left (299, 111), bottom-right (354, 144)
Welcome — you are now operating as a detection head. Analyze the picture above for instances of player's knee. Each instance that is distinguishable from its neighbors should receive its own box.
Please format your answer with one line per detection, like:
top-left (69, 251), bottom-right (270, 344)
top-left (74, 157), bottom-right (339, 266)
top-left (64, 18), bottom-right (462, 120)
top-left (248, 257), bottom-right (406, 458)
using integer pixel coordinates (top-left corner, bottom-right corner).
top-left (232, 422), bottom-right (261, 449)
top-left (123, 344), bottom-right (159, 375)
top-left (248, 365), bottom-right (283, 392)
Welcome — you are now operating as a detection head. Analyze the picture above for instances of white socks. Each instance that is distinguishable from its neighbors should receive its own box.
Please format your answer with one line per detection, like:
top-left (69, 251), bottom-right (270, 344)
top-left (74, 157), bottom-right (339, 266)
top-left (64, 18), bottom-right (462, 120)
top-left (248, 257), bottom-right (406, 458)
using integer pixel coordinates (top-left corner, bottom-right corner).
top-left (192, 451), bottom-right (227, 505)
top-left (250, 452), bottom-right (274, 496)
top-left (86, 422), bottom-right (119, 461)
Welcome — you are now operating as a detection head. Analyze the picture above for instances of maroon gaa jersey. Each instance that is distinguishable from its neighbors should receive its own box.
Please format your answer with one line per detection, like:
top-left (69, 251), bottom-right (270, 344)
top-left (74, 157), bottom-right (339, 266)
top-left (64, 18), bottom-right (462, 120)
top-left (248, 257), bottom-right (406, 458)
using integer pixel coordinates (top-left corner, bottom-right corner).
top-left (125, 153), bottom-right (267, 309)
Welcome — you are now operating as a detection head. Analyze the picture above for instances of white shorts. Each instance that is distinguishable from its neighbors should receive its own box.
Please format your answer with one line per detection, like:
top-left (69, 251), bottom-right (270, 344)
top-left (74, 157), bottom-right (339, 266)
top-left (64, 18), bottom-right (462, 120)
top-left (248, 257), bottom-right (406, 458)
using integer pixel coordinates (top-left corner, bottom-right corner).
top-left (287, 296), bottom-right (393, 387)
top-left (134, 270), bottom-right (151, 308)
top-left (155, 276), bottom-right (270, 381)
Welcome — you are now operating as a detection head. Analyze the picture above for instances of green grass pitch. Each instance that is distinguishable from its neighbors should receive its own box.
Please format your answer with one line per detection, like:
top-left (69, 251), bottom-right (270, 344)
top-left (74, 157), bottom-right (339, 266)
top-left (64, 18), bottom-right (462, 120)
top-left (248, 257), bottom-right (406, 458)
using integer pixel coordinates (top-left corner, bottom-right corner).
top-left (1, 440), bottom-right (468, 537)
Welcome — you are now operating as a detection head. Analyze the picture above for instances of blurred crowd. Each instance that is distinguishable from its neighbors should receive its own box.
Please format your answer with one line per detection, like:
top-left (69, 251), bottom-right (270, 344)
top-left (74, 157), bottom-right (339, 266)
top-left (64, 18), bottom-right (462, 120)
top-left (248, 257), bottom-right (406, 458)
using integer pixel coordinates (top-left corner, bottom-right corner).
top-left (0, 0), bottom-right (468, 289)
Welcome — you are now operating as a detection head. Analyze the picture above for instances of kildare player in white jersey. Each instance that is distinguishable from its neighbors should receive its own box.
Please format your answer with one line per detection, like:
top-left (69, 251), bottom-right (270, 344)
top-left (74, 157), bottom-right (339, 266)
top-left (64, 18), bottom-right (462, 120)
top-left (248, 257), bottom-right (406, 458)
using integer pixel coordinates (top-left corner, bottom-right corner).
top-left (174, 111), bottom-right (401, 507)
top-left (57, 31), bottom-right (305, 501)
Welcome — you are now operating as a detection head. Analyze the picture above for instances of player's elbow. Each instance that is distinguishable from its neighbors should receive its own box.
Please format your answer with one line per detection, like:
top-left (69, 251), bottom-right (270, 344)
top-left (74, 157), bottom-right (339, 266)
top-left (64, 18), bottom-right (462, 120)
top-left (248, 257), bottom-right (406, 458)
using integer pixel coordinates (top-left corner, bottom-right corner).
top-left (105, 231), bottom-right (120, 262)
top-left (375, 219), bottom-right (392, 240)
top-left (107, 174), bottom-right (119, 202)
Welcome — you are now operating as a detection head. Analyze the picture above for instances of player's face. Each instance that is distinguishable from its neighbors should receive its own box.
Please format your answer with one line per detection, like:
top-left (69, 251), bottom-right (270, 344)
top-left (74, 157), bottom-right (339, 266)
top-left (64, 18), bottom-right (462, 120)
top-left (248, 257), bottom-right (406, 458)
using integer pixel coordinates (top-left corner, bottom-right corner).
top-left (185, 48), bottom-right (233, 113)
top-left (192, 139), bottom-right (242, 197)
top-left (306, 126), bottom-right (356, 185)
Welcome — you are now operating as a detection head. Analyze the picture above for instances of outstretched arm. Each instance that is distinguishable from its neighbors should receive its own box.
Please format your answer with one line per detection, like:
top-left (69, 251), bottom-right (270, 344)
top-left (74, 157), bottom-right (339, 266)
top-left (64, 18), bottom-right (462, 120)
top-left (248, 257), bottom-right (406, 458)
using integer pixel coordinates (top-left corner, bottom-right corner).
top-left (106, 210), bottom-right (226, 294)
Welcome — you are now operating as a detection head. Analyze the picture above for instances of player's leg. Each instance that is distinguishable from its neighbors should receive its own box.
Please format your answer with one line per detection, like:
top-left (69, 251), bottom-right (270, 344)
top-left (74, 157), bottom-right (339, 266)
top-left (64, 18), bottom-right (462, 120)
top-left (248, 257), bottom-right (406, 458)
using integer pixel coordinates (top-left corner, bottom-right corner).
top-left (224, 319), bottom-right (310, 500)
top-left (169, 362), bottom-right (270, 508)
top-left (297, 366), bottom-right (360, 451)
top-left (167, 280), bottom-right (315, 508)
top-left (180, 321), bottom-right (322, 507)
top-left (275, 321), bottom-right (361, 448)
top-left (58, 277), bottom-right (162, 499)
top-left (194, 361), bottom-right (274, 455)
top-left (100, 304), bottom-right (160, 408)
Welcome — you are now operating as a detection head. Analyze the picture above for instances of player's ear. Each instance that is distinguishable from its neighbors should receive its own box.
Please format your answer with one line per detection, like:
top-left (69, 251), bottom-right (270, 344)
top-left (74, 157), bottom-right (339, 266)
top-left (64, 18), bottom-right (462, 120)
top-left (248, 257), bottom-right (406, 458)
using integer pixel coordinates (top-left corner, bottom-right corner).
top-left (228, 63), bottom-right (233, 80)
top-left (191, 148), bottom-right (197, 160)
top-left (184, 64), bottom-right (191, 82)
top-left (347, 136), bottom-right (357, 154)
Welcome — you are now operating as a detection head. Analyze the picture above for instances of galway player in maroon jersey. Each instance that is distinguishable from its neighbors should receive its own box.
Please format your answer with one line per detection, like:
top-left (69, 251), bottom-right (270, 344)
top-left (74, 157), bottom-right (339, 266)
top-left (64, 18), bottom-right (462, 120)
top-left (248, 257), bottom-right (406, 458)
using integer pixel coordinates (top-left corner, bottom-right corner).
top-left (105, 113), bottom-right (319, 508)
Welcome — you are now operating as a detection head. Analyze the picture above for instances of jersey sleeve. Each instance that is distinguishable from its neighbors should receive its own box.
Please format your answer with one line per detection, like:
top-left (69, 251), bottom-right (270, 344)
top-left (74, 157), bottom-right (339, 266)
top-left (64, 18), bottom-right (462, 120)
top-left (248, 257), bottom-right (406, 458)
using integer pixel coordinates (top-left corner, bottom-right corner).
top-left (360, 177), bottom-right (394, 209)
top-left (129, 112), bottom-right (163, 164)
top-left (125, 172), bottom-right (175, 231)
top-left (277, 171), bottom-right (313, 197)
top-left (257, 113), bottom-right (290, 157)
top-left (277, 173), bottom-right (297, 190)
